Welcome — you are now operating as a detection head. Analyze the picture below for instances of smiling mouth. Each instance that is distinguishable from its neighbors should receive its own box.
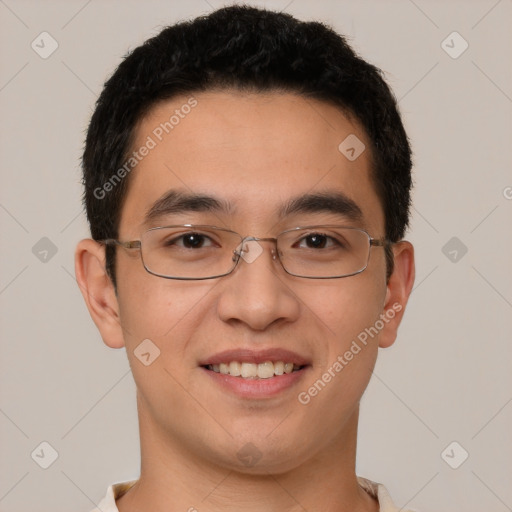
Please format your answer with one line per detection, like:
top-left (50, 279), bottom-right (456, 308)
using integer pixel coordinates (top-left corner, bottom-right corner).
top-left (203, 361), bottom-right (306, 379)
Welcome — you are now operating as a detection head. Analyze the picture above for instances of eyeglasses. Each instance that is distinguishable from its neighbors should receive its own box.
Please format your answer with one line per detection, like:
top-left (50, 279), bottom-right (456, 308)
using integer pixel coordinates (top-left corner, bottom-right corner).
top-left (100, 224), bottom-right (390, 280)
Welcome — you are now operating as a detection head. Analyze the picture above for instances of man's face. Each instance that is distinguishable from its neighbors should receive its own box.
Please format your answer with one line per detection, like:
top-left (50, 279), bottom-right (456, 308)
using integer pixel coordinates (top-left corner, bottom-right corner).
top-left (114, 91), bottom-right (393, 472)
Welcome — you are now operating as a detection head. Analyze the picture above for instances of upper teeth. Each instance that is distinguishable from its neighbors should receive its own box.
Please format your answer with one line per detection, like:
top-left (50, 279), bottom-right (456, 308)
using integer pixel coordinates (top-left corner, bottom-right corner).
top-left (208, 361), bottom-right (301, 379)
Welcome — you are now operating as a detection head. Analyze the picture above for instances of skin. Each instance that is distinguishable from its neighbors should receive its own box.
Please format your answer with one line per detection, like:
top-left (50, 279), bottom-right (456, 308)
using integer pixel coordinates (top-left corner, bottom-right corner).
top-left (75, 90), bottom-right (415, 512)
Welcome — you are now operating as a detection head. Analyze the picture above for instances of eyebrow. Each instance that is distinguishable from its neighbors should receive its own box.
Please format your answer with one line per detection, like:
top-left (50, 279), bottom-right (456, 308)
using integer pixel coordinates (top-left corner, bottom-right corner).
top-left (278, 191), bottom-right (363, 222)
top-left (143, 189), bottom-right (363, 225)
top-left (144, 190), bottom-right (233, 225)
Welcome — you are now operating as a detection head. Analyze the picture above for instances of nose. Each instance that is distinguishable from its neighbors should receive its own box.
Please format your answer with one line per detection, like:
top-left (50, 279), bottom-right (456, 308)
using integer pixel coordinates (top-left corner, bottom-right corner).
top-left (216, 239), bottom-right (301, 331)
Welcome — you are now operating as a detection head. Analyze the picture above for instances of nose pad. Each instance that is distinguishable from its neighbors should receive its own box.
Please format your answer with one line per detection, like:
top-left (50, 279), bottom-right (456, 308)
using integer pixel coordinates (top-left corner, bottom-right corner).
top-left (233, 238), bottom-right (281, 267)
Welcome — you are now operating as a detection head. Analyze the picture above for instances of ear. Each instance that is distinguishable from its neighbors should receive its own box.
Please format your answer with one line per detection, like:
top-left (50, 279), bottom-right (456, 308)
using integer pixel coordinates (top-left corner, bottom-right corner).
top-left (378, 240), bottom-right (415, 349)
top-left (74, 239), bottom-right (125, 349)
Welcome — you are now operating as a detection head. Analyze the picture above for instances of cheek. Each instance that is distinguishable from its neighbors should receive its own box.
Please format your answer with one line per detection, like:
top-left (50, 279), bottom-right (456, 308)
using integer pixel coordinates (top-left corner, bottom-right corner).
top-left (298, 273), bottom-right (385, 395)
top-left (116, 265), bottom-right (215, 345)
top-left (303, 272), bottom-right (386, 346)
top-left (116, 277), bottom-right (213, 413)
top-left (294, 278), bottom-right (383, 434)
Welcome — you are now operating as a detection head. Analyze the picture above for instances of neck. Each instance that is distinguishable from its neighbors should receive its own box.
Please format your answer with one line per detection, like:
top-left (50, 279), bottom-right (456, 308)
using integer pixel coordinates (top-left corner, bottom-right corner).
top-left (116, 400), bottom-right (378, 512)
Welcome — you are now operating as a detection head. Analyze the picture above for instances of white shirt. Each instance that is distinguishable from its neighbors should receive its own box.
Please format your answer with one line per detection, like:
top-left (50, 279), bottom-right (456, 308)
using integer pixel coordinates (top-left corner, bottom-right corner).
top-left (90, 477), bottom-right (416, 511)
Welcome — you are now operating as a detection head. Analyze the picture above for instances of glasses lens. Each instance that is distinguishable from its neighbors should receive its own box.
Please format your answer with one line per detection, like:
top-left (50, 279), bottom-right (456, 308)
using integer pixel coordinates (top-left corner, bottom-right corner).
top-left (278, 227), bottom-right (371, 278)
top-left (141, 226), bottom-right (241, 279)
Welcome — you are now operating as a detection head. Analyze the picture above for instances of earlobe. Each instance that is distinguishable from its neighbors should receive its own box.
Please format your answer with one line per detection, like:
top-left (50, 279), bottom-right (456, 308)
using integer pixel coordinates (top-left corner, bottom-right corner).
top-left (74, 239), bottom-right (126, 349)
top-left (378, 241), bottom-right (415, 349)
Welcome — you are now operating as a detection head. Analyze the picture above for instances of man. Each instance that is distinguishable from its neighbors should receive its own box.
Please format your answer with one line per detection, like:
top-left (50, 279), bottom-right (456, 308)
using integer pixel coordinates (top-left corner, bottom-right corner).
top-left (75, 5), bottom-right (415, 511)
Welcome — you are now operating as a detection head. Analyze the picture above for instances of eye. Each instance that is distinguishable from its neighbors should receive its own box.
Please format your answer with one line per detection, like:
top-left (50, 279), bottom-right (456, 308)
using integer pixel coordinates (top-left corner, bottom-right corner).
top-left (166, 232), bottom-right (215, 249)
top-left (297, 233), bottom-right (338, 249)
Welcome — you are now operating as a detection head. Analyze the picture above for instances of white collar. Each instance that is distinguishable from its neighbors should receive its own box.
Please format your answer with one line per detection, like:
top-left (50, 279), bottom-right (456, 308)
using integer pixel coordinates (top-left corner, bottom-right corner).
top-left (91, 476), bottom-right (412, 512)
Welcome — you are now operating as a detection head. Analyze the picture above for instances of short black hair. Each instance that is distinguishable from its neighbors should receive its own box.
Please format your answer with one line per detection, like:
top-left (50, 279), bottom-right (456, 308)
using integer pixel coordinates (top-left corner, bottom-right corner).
top-left (82, 4), bottom-right (412, 289)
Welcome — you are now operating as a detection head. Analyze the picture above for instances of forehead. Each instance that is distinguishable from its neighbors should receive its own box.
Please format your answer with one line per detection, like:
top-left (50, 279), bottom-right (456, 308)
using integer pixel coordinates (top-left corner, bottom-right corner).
top-left (119, 90), bottom-right (384, 234)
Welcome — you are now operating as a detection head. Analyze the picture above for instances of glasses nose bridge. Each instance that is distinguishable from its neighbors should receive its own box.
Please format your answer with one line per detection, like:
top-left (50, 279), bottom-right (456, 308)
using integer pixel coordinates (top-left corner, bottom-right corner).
top-left (234, 235), bottom-right (280, 262)
top-left (243, 235), bottom-right (278, 244)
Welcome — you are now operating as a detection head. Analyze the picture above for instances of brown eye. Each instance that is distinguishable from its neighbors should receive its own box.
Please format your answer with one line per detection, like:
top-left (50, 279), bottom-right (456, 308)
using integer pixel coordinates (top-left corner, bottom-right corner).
top-left (164, 233), bottom-right (214, 249)
top-left (297, 233), bottom-right (339, 249)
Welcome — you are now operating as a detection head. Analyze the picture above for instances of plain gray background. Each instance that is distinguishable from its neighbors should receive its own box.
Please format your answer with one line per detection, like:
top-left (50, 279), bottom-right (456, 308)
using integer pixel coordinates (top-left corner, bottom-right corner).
top-left (1, 0), bottom-right (511, 511)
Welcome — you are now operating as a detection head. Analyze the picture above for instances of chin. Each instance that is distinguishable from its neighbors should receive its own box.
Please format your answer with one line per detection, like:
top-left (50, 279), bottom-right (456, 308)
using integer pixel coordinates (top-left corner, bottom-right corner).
top-left (207, 435), bottom-right (313, 476)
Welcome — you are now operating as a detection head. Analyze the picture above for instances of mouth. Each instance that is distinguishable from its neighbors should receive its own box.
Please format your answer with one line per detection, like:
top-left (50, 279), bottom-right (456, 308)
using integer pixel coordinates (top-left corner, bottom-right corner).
top-left (199, 348), bottom-right (310, 399)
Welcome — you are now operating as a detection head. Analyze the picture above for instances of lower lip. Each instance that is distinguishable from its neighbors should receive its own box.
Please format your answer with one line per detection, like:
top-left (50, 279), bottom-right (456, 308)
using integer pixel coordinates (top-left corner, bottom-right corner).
top-left (201, 367), bottom-right (309, 399)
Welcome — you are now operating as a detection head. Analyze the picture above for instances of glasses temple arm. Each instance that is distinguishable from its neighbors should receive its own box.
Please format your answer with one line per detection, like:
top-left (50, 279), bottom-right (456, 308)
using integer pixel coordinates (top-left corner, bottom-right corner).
top-left (369, 238), bottom-right (393, 247)
top-left (100, 239), bottom-right (141, 249)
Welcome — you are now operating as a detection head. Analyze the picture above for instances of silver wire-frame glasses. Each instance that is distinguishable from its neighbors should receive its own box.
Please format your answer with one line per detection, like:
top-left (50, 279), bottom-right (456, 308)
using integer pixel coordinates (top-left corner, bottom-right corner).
top-left (100, 224), bottom-right (390, 280)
